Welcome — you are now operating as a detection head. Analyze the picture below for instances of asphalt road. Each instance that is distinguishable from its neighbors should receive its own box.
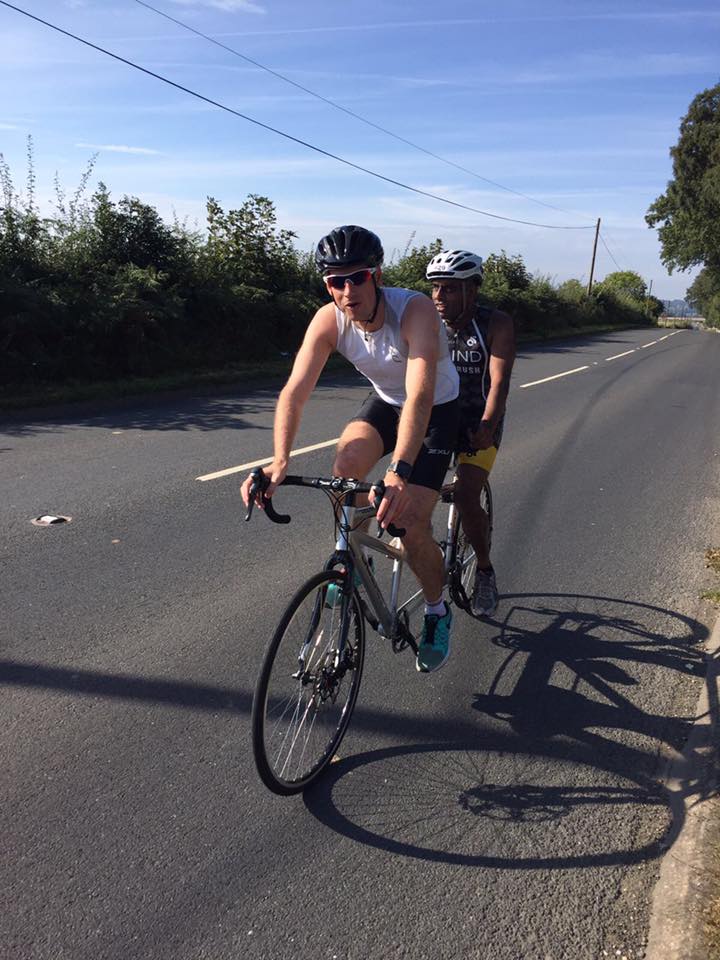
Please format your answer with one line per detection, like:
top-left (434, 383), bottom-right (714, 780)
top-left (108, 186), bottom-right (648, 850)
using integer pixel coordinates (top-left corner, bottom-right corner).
top-left (2, 327), bottom-right (720, 960)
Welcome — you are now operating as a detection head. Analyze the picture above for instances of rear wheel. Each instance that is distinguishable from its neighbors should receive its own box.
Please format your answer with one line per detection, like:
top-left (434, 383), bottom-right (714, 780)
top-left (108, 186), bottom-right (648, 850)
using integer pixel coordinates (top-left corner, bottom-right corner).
top-left (251, 570), bottom-right (365, 795)
top-left (449, 482), bottom-right (493, 612)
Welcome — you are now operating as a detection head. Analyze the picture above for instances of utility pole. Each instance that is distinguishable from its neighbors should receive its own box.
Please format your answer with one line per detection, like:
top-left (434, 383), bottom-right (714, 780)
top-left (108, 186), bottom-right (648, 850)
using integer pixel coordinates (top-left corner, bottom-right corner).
top-left (587, 218), bottom-right (601, 295)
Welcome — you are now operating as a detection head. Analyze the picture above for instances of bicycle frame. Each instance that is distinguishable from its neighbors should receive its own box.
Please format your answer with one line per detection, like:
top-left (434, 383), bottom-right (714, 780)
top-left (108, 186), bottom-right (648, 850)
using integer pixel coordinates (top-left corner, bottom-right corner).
top-left (327, 483), bottom-right (462, 643)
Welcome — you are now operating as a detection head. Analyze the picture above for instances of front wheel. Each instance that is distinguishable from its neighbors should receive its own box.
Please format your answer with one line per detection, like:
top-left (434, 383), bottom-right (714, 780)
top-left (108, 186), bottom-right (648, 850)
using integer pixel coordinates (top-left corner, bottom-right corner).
top-left (251, 570), bottom-right (365, 795)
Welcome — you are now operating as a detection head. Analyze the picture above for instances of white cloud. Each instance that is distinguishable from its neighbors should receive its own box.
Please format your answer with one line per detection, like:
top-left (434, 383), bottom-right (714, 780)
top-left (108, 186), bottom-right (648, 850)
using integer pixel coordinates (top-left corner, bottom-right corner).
top-left (0, 123), bottom-right (20, 130)
top-left (169, 0), bottom-right (266, 12)
top-left (212, 10), bottom-right (720, 38)
top-left (512, 52), bottom-right (717, 86)
top-left (75, 142), bottom-right (162, 155)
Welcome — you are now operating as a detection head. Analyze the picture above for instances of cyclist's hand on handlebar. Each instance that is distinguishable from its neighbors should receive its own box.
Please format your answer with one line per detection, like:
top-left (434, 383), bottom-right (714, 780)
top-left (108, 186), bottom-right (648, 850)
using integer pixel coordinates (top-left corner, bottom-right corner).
top-left (374, 471), bottom-right (411, 530)
top-left (240, 461), bottom-right (287, 508)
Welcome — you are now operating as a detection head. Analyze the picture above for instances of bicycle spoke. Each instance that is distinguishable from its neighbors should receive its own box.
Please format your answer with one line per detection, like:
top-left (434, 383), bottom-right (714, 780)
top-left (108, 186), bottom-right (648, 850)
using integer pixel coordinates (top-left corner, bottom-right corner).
top-left (252, 571), bottom-right (365, 794)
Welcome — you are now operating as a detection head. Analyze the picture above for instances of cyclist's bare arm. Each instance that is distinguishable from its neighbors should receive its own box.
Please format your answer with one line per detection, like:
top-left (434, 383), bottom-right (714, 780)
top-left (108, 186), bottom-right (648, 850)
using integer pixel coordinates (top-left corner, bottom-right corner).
top-left (240, 304), bottom-right (337, 506)
top-left (396, 295), bottom-right (439, 463)
top-left (473, 309), bottom-right (515, 448)
top-left (376, 295), bottom-right (438, 529)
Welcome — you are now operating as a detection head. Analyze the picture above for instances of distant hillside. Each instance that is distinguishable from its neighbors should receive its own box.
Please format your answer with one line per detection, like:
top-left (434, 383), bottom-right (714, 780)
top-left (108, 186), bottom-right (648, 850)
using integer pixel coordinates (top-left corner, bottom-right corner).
top-left (662, 298), bottom-right (696, 316)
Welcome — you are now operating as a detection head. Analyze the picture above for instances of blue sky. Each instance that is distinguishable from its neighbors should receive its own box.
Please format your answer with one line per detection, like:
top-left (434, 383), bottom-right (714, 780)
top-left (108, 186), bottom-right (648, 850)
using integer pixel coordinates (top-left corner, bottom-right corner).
top-left (1, 0), bottom-right (719, 298)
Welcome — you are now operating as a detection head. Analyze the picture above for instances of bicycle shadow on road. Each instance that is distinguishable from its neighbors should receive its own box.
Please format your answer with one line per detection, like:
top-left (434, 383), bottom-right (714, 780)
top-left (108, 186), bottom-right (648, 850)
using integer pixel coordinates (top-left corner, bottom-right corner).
top-left (304, 591), bottom-right (715, 869)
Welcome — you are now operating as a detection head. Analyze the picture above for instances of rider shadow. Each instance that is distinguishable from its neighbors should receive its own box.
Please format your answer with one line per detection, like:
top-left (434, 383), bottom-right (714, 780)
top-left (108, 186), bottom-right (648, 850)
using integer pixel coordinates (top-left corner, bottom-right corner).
top-left (304, 592), bottom-right (714, 869)
top-left (474, 594), bottom-right (706, 756)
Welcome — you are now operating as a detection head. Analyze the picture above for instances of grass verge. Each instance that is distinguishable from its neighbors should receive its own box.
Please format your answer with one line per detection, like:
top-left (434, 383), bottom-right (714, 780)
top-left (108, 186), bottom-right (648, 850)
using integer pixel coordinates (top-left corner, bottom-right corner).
top-left (702, 550), bottom-right (720, 606)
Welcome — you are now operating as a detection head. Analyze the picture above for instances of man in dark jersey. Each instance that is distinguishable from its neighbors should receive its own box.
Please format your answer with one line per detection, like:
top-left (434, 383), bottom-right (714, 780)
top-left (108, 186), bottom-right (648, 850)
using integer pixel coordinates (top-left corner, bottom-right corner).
top-left (426, 249), bottom-right (516, 616)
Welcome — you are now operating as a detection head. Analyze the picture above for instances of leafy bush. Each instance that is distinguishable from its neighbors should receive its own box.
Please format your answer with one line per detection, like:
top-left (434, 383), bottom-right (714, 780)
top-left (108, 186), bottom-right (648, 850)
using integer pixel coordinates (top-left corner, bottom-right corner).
top-left (0, 142), bottom-right (657, 391)
top-left (382, 238), bottom-right (442, 293)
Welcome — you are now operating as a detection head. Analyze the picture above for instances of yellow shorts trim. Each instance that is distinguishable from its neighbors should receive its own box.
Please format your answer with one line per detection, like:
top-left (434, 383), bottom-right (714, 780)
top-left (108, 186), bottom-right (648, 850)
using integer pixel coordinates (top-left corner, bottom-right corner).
top-left (456, 446), bottom-right (498, 473)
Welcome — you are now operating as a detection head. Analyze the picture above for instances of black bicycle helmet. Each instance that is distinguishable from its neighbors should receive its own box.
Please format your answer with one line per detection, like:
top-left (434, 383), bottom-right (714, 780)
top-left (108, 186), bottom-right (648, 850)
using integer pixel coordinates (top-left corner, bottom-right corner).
top-left (315, 225), bottom-right (384, 272)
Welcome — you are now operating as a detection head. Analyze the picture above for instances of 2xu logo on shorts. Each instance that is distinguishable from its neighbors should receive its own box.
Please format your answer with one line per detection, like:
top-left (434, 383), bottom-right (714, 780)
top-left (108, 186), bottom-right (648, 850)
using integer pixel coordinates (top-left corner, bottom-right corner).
top-left (425, 447), bottom-right (452, 456)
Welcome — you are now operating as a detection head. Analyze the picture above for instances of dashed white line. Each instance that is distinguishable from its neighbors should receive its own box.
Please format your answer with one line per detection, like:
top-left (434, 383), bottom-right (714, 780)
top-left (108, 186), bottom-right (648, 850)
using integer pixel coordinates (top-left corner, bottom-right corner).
top-left (200, 332), bottom-right (684, 481)
top-left (519, 365), bottom-right (589, 389)
top-left (196, 437), bottom-right (340, 482)
top-left (605, 349), bottom-right (636, 361)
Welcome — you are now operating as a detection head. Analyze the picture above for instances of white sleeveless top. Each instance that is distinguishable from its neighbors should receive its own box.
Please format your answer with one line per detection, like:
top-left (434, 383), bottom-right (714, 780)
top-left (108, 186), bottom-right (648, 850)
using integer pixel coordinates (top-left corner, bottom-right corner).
top-left (334, 287), bottom-right (459, 407)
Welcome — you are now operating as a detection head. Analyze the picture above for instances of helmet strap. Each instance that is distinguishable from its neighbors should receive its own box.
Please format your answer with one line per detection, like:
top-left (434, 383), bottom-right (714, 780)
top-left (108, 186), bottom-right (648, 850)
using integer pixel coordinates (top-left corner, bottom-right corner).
top-left (362, 282), bottom-right (383, 341)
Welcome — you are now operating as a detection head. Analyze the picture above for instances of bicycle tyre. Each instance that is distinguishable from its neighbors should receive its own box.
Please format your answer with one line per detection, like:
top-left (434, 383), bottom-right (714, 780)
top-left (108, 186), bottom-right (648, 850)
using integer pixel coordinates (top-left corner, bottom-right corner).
top-left (251, 570), bottom-right (365, 795)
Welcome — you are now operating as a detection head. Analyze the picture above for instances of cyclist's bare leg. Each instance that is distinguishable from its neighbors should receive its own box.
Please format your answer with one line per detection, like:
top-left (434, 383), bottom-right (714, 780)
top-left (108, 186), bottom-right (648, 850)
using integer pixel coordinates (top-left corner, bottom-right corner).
top-left (400, 484), bottom-right (446, 602)
top-left (332, 420), bottom-right (384, 479)
top-left (332, 420), bottom-right (384, 535)
top-left (454, 463), bottom-right (491, 569)
top-left (334, 424), bottom-right (445, 600)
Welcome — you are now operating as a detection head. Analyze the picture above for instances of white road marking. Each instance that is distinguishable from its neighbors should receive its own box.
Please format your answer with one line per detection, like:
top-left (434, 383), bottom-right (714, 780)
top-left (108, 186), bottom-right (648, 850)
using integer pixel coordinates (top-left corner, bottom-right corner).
top-left (605, 349), bottom-right (636, 361)
top-left (196, 437), bottom-right (340, 482)
top-left (199, 331), bottom-right (682, 481)
top-left (519, 366), bottom-right (589, 389)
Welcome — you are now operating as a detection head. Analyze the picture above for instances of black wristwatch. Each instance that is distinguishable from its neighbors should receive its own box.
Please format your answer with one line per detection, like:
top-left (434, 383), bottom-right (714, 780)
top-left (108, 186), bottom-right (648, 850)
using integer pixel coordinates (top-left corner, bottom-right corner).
top-left (387, 459), bottom-right (413, 481)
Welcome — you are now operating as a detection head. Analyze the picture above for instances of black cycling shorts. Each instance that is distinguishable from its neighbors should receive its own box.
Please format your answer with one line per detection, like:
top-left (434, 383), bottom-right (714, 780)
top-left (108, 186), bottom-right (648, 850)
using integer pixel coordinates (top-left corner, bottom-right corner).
top-left (350, 393), bottom-right (459, 491)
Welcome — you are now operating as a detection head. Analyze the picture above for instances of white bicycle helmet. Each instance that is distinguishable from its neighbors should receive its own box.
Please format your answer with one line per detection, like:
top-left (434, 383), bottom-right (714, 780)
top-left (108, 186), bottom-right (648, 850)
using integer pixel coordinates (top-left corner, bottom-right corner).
top-left (426, 249), bottom-right (484, 283)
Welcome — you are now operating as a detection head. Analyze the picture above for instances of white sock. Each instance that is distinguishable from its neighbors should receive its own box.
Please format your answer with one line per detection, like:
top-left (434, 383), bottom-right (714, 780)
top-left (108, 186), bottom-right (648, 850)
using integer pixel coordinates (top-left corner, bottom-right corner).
top-left (424, 598), bottom-right (446, 617)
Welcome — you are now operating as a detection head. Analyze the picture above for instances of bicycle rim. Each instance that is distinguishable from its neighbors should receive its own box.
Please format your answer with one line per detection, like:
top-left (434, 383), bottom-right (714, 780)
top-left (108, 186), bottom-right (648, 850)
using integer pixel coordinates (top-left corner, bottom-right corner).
top-left (457, 528), bottom-right (477, 608)
top-left (251, 570), bottom-right (365, 795)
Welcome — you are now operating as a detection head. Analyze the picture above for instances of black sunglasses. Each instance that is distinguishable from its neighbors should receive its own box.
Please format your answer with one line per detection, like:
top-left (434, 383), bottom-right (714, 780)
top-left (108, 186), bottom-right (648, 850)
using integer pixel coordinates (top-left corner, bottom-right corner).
top-left (324, 268), bottom-right (376, 290)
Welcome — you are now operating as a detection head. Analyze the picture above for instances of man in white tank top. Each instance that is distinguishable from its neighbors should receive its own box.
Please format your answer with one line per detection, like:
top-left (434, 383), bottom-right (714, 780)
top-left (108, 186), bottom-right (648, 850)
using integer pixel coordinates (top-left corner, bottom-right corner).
top-left (241, 225), bottom-right (459, 673)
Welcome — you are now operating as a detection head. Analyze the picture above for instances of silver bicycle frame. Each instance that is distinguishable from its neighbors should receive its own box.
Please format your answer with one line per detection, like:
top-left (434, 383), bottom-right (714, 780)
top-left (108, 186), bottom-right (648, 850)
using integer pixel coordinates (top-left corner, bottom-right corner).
top-left (333, 492), bottom-right (460, 640)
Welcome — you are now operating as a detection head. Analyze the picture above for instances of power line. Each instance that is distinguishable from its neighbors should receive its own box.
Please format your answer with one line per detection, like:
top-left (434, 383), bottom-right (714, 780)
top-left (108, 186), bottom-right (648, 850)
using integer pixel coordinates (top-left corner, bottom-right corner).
top-left (0, 0), bottom-right (594, 231)
top-left (600, 226), bottom-right (632, 271)
top-left (134, 0), bottom-right (594, 223)
top-left (598, 231), bottom-right (622, 270)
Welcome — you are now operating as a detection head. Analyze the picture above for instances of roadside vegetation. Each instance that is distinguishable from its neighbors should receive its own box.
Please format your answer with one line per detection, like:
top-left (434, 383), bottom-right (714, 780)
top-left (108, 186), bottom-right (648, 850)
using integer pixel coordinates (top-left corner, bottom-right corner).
top-left (1, 140), bottom-right (662, 407)
top-left (647, 81), bottom-right (720, 330)
top-left (702, 549), bottom-right (720, 606)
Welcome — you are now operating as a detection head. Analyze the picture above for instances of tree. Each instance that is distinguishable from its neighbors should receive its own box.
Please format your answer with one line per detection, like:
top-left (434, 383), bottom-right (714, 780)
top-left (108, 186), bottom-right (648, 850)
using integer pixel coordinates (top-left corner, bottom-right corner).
top-left (644, 294), bottom-right (665, 321)
top-left (646, 82), bottom-right (720, 272)
top-left (557, 278), bottom-right (586, 302)
top-left (381, 238), bottom-right (443, 292)
top-left (483, 250), bottom-right (531, 292)
top-left (205, 194), bottom-right (299, 292)
top-left (595, 270), bottom-right (647, 302)
top-left (686, 267), bottom-right (720, 328)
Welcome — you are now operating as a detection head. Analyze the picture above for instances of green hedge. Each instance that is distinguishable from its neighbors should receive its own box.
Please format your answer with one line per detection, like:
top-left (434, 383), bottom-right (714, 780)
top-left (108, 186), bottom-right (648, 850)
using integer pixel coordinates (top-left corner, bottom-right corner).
top-left (0, 156), bottom-right (660, 391)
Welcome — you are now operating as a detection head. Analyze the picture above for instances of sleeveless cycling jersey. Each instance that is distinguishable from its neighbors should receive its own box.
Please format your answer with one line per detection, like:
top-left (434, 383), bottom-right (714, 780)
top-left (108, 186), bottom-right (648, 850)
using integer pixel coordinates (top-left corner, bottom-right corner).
top-left (447, 305), bottom-right (504, 449)
top-left (334, 287), bottom-right (459, 407)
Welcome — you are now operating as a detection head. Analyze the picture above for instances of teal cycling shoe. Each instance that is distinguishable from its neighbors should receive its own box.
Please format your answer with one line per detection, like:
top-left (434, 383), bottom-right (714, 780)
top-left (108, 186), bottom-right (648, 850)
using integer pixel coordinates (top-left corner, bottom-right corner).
top-left (416, 602), bottom-right (452, 673)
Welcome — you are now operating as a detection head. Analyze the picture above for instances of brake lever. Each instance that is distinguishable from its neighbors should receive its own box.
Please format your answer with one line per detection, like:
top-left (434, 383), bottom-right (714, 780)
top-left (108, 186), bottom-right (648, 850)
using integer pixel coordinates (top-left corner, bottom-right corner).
top-left (244, 467), bottom-right (291, 525)
top-left (371, 480), bottom-right (406, 539)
